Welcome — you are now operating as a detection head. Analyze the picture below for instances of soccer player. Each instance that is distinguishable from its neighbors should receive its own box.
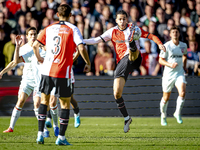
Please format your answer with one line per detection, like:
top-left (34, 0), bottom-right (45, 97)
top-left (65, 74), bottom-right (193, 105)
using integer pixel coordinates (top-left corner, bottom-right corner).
top-left (0, 27), bottom-right (50, 136)
top-left (83, 10), bottom-right (166, 133)
top-left (32, 4), bottom-right (90, 145)
top-left (159, 26), bottom-right (187, 126)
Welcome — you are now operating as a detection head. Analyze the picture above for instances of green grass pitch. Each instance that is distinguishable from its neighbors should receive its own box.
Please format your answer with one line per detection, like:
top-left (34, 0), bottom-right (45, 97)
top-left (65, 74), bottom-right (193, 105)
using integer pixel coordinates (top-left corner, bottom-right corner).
top-left (0, 117), bottom-right (200, 150)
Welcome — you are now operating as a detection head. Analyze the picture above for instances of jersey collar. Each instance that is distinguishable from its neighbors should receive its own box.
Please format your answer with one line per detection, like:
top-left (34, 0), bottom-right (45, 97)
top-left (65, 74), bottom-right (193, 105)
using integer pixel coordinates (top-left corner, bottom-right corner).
top-left (117, 24), bottom-right (128, 31)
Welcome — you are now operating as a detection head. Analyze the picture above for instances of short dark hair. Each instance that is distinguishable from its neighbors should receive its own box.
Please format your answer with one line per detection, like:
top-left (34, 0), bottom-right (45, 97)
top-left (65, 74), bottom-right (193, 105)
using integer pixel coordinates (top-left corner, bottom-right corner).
top-left (116, 10), bottom-right (128, 18)
top-left (169, 26), bottom-right (180, 33)
top-left (26, 27), bottom-right (37, 35)
top-left (57, 4), bottom-right (71, 18)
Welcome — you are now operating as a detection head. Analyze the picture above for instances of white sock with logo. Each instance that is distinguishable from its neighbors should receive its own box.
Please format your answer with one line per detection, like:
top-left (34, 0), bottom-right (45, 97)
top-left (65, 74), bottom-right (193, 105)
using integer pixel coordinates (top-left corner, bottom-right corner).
top-left (160, 98), bottom-right (168, 118)
top-left (10, 106), bottom-right (22, 130)
top-left (50, 105), bottom-right (58, 127)
top-left (175, 96), bottom-right (185, 115)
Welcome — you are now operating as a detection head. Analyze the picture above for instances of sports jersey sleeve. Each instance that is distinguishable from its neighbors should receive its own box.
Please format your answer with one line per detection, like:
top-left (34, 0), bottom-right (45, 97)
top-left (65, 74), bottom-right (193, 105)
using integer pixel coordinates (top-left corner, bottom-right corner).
top-left (159, 44), bottom-right (168, 58)
top-left (183, 43), bottom-right (187, 55)
top-left (140, 27), bottom-right (163, 45)
top-left (73, 27), bottom-right (84, 46)
top-left (83, 28), bottom-right (112, 45)
top-left (37, 28), bottom-right (46, 45)
top-left (21, 50), bottom-right (34, 63)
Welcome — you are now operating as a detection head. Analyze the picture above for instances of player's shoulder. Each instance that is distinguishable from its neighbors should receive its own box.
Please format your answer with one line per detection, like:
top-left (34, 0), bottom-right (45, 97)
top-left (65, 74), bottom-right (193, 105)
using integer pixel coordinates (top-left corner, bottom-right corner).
top-left (179, 41), bottom-right (187, 47)
top-left (163, 40), bottom-right (172, 48)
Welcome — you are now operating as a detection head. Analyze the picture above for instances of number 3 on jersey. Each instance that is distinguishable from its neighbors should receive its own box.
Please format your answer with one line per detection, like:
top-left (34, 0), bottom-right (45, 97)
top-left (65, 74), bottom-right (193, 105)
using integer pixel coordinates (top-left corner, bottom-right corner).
top-left (51, 36), bottom-right (61, 55)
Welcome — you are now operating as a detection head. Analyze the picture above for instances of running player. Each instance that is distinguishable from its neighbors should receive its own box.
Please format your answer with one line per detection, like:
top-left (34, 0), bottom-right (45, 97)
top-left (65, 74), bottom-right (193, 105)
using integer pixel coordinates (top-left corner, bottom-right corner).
top-left (33, 4), bottom-right (90, 145)
top-left (0, 27), bottom-right (50, 137)
top-left (159, 26), bottom-right (187, 126)
top-left (83, 10), bottom-right (166, 133)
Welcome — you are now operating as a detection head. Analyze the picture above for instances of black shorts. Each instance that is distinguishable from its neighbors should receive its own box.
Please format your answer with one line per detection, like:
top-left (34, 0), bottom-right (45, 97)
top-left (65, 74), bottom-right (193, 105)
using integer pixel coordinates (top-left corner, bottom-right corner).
top-left (114, 53), bottom-right (142, 81)
top-left (71, 83), bottom-right (74, 95)
top-left (39, 75), bottom-right (72, 97)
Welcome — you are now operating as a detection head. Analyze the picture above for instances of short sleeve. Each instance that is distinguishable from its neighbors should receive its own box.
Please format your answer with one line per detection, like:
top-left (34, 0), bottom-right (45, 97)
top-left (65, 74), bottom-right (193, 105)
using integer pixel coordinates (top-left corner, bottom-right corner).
top-left (183, 43), bottom-right (187, 55)
top-left (22, 50), bottom-right (34, 63)
top-left (37, 28), bottom-right (46, 45)
top-left (73, 27), bottom-right (84, 46)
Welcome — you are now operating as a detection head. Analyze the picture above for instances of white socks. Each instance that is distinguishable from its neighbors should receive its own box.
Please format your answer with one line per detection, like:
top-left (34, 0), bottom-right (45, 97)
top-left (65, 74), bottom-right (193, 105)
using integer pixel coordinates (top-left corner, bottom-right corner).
top-left (160, 98), bottom-right (168, 118)
top-left (58, 135), bottom-right (65, 140)
top-left (124, 116), bottom-right (130, 121)
top-left (10, 106), bottom-right (22, 130)
top-left (175, 96), bottom-right (185, 115)
top-left (50, 105), bottom-right (58, 127)
top-left (34, 108), bottom-right (39, 119)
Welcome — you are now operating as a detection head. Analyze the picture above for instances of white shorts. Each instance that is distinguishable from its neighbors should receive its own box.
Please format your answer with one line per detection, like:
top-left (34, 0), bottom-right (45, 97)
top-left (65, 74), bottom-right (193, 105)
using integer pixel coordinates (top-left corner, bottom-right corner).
top-left (162, 75), bottom-right (187, 93)
top-left (18, 82), bottom-right (40, 98)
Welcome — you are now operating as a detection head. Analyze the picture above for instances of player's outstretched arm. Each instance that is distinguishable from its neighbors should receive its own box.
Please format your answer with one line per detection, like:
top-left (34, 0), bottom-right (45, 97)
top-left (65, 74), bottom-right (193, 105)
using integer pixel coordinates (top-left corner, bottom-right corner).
top-left (77, 44), bottom-right (91, 73)
top-left (0, 61), bottom-right (17, 79)
top-left (83, 37), bottom-right (102, 45)
top-left (33, 40), bottom-right (44, 63)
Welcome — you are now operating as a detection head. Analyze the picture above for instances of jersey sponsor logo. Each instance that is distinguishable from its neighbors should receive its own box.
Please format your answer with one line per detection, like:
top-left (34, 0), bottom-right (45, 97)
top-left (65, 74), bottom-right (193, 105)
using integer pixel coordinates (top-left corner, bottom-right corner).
top-left (170, 55), bottom-right (182, 58)
top-left (115, 40), bottom-right (125, 43)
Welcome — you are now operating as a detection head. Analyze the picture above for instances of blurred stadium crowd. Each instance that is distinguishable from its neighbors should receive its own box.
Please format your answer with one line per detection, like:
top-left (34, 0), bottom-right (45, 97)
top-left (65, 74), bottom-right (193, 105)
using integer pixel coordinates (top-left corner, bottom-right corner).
top-left (0, 0), bottom-right (200, 77)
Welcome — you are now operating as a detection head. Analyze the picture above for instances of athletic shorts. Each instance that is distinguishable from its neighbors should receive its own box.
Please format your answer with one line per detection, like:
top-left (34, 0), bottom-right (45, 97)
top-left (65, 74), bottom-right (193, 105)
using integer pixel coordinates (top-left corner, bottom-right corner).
top-left (39, 75), bottom-right (72, 97)
top-left (50, 83), bottom-right (74, 96)
top-left (162, 75), bottom-right (187, 93)
top-left (18, 82), bottom-right (34, 96)
top-left (114, 53), bottom-right (142, 81)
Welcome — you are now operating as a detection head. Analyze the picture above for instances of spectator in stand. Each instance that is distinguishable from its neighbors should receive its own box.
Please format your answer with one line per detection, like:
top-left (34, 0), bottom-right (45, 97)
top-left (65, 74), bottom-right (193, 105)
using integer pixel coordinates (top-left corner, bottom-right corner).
top-left (140, 21), bottom-right (158, 54)
top-left (187, 39), bottom-right (200, 75)
top-left (121, 2), bottom-right (131, 17)
top-left (105, 0), bottom-right (116, 18)
top-left (158, 0), bottom-right (166, 10)
top-left (139, 4), bottom-right (157, 26)
top-left (46, 8), bottom-right (55, 24)
top-left (0, 28), bottom-right (6, 70)
top-left (164, 0), bottom-right (174, 21)
top-left (190, 2), bottom-right (200, 24)
top-left (180, 7), bottom-right (195, 27)
top-left (3, 30), bottom-right (18, 75)
top-left (47, 0), bottom-right (58, 12)
top-left (94, 42), bottom-right (115, 76)
top-left (140, 40), bottom-right (160, 76)
top-left (161, 19), bottom-right (175, 43)
top-left (128, 6), bottom-right (140, 26)
top-left (98, 5), bottom-right (115, 32)
top-left (27, 0), bottom-right (37, 18)
top-left (173, 11), bottom-right (187, 42)
top-left (93, 2), bottom-right (103, 21)
top-left (25, 11), bottom-right (33, 25)
top-left (37, 0), bottom-right (48, 25)
top-left (69, 12), bottom-right (76, 25)
top-left (6, 0), bottom-right (21, 16)
top-left (40, 17), bottom-right (50, 29)
top-left (0, 11), bottom-right (12, 42)
top-left (15, 0), bottom-right (28, 22)
top-left (187, 0), bottom-right (195, 16)
top-left (93, 21), bottom-right (103, 35)
top-left (2, 7), bottom-right (17, 29)
top-left (71, 0), bottom-right (81, 16)
top-left (16, 15), bottom-right (28, 34)
top-left (0, 0), bottom-right (6, 11)
top-left (186, 26), bottom-right (200, 45)
top-left (29, 18), bottom-right (39, 30)
top-left (156, 7), bottom-right (166, 25)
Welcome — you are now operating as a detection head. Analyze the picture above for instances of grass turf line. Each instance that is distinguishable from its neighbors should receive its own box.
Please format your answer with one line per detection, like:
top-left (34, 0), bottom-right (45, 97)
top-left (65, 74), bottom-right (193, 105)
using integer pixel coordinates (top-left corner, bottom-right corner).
top-left (0, 117), bottom-right (200, 150)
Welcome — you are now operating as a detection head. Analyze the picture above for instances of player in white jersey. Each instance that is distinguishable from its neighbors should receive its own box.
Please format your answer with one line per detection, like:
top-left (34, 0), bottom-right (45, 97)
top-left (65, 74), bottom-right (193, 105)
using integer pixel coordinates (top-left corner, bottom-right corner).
top-left (159, 26), bottom-right (187, 126)
top-left (0, 27), bottom-right (48, 135)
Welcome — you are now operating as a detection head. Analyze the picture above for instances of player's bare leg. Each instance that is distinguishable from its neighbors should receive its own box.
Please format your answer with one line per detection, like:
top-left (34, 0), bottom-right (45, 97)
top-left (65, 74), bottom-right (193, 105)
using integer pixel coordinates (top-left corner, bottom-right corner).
top-left (113, 77), bottom-right (132, 133)
top-left (55, 97), bottom-right (71, 145)
top-left (3, 92), bottom-right (28, 133)
top-left (160, 92), bottom-right (171, 126)
top-left (174, 82), bottom-right (186, 124)
top-left (70, 94), bottom-right (80, 128)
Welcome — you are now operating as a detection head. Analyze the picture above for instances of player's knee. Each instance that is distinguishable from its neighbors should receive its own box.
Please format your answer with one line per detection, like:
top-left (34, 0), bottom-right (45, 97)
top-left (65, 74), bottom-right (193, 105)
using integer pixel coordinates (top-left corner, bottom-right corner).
top-left (179, 91), bottom-right (185, 98)
top-left (114, 91), bottom-right (122, 100)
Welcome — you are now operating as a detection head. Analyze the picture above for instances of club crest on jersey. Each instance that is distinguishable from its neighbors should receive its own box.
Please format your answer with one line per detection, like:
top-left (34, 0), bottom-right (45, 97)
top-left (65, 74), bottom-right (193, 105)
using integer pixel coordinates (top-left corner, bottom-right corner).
top-left (180, 47), bottom-right (185, 53)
